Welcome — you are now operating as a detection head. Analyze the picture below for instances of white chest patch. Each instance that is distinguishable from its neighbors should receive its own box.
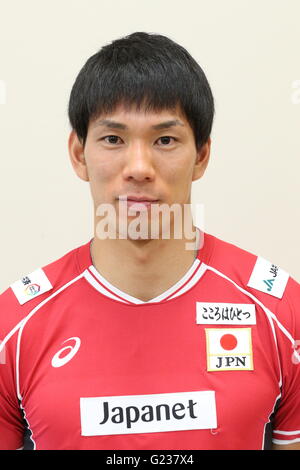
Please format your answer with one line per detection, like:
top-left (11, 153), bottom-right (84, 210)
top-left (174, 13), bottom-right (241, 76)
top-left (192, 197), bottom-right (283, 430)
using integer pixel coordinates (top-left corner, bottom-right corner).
top-left (205, 327), bottom-right (254, 371)
top-left (247, 257), bottom-right (289, 299)
top-left (196, 302), bottom-right (256, 325)
top-left (80, 391), bottom-right (217, 436)
top-left (10, 268), bottom-right (53, 305)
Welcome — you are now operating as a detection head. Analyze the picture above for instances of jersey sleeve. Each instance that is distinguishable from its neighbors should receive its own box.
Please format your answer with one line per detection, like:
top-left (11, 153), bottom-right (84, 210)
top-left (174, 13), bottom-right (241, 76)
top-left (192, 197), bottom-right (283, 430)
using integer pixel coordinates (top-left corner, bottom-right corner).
top-left (0, 251), bottom-right (80, 450)
top-left (272, 275), bottom-right (300, 445)
top-left (0, 288), bottom-right (25, 450)
top-left (0, 333), bottom-right (25, 449)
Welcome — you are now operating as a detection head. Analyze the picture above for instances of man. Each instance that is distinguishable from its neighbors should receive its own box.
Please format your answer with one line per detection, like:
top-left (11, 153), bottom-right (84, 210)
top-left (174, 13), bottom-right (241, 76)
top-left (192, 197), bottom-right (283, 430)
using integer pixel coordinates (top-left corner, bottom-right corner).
top-left (0, 32), bottom-right (299, 450)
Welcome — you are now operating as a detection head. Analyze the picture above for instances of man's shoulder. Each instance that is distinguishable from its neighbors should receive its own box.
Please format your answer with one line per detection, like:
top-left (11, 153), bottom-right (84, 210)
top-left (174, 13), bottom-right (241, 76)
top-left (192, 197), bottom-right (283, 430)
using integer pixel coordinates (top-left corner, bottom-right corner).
top-left (203, 232), bottom-right (299, 319)
top-left (0, 239), bottom-right (92, 336)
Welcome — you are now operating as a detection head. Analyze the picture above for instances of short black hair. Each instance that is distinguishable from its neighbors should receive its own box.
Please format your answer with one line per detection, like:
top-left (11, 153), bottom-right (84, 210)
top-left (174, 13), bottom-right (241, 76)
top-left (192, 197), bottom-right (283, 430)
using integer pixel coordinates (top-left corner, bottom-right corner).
top-left (68, 32), bottom-right (214, 150)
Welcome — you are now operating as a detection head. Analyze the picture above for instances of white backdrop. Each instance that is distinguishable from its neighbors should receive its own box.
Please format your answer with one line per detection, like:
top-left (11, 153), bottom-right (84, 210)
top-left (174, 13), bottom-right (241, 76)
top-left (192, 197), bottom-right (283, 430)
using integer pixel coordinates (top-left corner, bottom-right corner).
top-left (0, 0), bottom-right (299, 292)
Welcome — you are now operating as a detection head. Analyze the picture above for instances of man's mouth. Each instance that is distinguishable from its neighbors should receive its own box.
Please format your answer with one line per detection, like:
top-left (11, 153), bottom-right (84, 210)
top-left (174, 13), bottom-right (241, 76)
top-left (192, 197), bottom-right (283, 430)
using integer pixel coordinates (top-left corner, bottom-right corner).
top-left (117, 195), bottom-right (159, 210)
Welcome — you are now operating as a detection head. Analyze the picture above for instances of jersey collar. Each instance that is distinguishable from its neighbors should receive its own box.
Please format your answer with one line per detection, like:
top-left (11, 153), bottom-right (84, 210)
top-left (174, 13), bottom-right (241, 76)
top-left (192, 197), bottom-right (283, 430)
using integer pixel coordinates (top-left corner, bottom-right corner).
top-left (76, 228), bottom-right (214, 305)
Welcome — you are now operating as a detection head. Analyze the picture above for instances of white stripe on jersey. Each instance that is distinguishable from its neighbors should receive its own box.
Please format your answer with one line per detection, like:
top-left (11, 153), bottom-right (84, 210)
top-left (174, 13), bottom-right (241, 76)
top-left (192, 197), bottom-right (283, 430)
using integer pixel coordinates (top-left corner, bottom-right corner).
top-left (87, 258), bottom-right (202, 304)
top-left (272, 437), bottom-right (300, 445)
top-left (14, 273), bottom-right (85, 401)
top-left (273, 429), bottom-right (300, 435)
top-left (84, 269), bottom-right (131, 304)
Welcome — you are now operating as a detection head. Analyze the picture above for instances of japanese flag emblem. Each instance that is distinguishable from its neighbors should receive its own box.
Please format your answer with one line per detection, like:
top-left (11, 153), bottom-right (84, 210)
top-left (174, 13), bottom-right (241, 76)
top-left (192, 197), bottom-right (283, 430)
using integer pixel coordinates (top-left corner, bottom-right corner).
top-left (205, 328), bottom-right (254, 371)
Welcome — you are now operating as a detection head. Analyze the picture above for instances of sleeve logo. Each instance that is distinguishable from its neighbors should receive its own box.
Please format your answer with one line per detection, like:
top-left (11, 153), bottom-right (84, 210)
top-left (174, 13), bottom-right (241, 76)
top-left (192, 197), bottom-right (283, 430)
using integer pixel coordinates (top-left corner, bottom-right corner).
top-left (247, 257), bottom-right (289, 299)
top-left (10, 268), bottom-right (53, 305)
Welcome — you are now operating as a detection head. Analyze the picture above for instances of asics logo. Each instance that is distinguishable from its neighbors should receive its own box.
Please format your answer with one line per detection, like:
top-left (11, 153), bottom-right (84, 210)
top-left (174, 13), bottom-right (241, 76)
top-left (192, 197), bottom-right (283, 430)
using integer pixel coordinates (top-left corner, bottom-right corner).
top-left (51, 337), bottom-right (81, 368)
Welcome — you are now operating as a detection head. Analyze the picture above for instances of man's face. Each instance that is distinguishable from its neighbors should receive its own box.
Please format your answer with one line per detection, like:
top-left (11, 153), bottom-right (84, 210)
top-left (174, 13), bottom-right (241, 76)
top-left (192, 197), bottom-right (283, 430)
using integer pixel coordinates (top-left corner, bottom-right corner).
top-left (69, 103), bottom-right (211, 238)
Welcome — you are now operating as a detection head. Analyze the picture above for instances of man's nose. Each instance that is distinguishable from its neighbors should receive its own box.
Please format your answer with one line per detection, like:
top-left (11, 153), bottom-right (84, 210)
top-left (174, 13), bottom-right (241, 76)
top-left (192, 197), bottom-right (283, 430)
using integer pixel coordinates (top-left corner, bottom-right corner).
top-left (122, 142), bottom-right (155, 182)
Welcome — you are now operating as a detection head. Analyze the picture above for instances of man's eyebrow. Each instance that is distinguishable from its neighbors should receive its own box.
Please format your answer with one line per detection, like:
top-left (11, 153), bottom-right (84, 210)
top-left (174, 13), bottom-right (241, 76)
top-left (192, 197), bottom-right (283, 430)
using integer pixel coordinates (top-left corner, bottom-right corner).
top-left (93, 119), bottom-right (185, 130)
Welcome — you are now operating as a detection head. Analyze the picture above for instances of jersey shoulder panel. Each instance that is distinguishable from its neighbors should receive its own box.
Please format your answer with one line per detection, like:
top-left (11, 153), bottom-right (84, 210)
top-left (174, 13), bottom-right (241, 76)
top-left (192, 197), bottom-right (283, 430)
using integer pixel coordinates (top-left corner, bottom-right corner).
top-left (203, 233), bottom-right (259, 286)
top-left (0, 239), bottom-right (92, 338)
top-left (204, 233), bottom-right (299, 327)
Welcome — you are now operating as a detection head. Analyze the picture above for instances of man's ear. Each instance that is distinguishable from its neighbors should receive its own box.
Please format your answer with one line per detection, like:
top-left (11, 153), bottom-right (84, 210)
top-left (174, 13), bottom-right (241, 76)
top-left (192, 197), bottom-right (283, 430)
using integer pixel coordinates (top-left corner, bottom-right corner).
top-left (68, 130), bottom-right (89, 182)
top-left (192, 137), bottom-right (211, 182)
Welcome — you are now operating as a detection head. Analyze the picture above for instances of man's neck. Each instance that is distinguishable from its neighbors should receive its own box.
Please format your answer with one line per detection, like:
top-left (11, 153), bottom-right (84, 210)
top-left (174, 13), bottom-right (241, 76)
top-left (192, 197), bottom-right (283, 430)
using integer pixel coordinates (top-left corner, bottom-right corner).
top-left (90, 229), bottom-right (199, 302)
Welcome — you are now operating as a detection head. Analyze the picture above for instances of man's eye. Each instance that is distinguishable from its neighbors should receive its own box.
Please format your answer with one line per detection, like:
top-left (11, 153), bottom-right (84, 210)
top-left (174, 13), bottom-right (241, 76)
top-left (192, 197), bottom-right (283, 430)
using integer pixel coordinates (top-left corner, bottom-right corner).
top-left (102, 135), bottom-right (122, 144)
top-left (157, 136), bottom-right (176, 145)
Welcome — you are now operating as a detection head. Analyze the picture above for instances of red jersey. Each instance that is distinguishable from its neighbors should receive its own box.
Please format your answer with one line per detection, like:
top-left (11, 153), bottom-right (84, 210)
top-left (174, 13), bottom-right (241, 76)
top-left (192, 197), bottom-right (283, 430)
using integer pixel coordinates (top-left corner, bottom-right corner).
top-left (0, 230), bottom-right (300, 450)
